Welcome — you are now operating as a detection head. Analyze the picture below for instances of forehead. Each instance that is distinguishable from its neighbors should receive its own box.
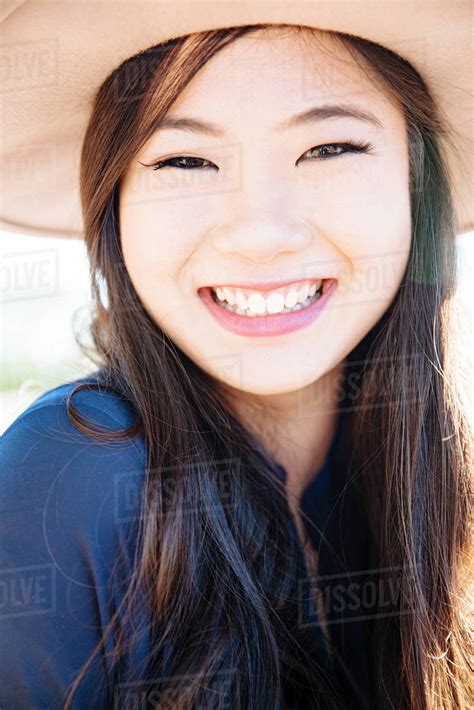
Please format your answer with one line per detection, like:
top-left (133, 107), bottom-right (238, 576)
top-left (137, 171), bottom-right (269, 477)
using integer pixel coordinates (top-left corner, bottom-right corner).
top-left (164, 27), bottom-right (400, 128)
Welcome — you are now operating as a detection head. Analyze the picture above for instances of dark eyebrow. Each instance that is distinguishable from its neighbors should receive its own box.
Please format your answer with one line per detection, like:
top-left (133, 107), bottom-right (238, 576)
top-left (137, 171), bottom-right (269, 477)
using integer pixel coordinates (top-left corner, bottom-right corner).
top-left (153, 103), bottom-right (384, 137)
top-left (153, 116), bottom-right (224, 137)
top-left (276, 103), bottom-right (384, 132)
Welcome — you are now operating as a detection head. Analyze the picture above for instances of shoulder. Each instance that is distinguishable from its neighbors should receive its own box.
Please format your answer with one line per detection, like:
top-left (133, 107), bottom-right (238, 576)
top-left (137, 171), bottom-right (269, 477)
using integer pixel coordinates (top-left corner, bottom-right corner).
top-left (3, 367), bottom-right (140, 436)
top-left (0, 370), bottom-right (150, 705)
top-left (1, 367), bottom-right (146, 463)
top-left (0, 369), bottom-right (148, 575)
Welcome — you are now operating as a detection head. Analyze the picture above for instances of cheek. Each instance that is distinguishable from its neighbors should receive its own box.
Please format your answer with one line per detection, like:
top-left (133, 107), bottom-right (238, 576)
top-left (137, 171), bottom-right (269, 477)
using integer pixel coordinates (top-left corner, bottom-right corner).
top-left (120, 166), bottom-right (213, 254)
top-left (314, 159), bottom-right (411, 305)
top-left (345, 204), bottom-right (411, 310)
top-left (119, 195), bottom-right (208, 326)
top-left (315, 154), bottom-right (411, 256)
top-left (120, 200), bottom-right (201, 282)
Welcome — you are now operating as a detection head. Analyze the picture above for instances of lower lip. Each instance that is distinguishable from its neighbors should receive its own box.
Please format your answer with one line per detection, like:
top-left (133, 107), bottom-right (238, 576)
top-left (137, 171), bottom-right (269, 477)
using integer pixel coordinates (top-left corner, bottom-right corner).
top-left (198, 279), bottom-right (338, 337)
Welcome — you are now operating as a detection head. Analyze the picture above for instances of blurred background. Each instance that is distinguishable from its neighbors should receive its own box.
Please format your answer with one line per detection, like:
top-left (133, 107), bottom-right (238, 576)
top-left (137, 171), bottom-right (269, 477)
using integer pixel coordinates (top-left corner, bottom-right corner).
top-left (1, 230), bottom-right (93, 433)
top-left (1, 228), bottom-right (473, 434)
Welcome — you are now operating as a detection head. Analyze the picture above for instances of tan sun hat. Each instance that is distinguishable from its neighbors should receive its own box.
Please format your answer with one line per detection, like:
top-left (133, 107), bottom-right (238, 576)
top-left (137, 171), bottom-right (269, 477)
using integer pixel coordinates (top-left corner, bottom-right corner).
top-left (0, 0), bottom-right (472, 239)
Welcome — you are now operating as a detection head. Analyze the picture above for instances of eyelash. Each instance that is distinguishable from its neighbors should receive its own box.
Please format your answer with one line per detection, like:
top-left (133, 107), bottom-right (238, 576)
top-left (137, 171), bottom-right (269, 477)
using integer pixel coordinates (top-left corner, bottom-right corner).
top-left (144, 140), bottom-right (374, 171)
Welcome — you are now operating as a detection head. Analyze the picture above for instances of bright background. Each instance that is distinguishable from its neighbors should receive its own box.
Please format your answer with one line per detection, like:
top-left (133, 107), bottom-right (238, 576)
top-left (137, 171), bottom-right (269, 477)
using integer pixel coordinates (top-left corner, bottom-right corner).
top-left (1, 229), bottom-right (473, 434)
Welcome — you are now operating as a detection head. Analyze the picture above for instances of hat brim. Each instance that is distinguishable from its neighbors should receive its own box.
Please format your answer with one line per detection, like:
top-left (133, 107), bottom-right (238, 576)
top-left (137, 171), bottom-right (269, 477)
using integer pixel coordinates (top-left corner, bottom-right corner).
top-left (0, 0), bottom-right (472, 238)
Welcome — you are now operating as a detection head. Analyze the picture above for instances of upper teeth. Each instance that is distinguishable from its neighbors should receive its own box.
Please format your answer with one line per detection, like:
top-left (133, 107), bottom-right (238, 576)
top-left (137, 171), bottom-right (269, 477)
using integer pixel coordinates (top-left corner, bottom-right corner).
top-left (212, 279), bottom-right (322, 315)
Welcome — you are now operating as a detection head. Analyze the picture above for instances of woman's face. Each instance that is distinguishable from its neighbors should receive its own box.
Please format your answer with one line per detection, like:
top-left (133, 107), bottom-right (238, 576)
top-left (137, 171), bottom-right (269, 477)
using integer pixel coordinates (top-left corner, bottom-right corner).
top-left (119, 29), bottom-right (411, 396)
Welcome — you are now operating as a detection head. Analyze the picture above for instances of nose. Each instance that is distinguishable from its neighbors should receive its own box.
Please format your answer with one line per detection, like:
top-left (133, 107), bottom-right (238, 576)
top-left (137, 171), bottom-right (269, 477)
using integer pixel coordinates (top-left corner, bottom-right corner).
top-left (211, 211), bottom-right (313, 263)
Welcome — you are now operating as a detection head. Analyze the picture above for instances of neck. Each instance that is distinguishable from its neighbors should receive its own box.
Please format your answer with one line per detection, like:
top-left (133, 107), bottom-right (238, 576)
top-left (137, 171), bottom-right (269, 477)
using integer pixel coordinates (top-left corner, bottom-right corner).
top-left (227, 362), bottom-right (345, 503)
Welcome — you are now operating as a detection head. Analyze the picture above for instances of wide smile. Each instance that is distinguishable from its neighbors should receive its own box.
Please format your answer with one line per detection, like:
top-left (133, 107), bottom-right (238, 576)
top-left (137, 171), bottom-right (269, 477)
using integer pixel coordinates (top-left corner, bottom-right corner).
top-left (197, 278), bottom-right (338, 337)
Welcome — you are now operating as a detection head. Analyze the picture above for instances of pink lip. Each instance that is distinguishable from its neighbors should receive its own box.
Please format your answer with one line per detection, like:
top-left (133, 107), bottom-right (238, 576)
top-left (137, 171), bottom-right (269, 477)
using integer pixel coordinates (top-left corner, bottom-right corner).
top-left (198, 278), bottom-right (338, 337)
top-left (207, 277), bottom-right (324, 292)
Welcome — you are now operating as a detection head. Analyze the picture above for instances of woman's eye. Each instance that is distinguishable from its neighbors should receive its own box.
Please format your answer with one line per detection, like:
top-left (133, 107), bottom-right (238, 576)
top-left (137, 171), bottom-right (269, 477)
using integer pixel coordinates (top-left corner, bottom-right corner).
top-left (147, 156), bottom-right (217, 171)
top-left (298, 140), bottom-right (374, 163)
top-left (142, 140), bottom-right (373, 171)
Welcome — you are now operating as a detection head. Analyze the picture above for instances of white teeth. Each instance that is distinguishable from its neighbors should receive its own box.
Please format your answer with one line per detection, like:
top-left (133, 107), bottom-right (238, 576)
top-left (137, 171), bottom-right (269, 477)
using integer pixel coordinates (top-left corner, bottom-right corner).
top-left (213, 287), bottom-right (323, 316)
top-left (266, 292), bottom-right (285, 314)
top-left (284, 289), bottom-right (298, 309)
top-left (247, 292), bottom-right (267, 315)
top-left (211, 279), bottom-right (324, 316)
top-left (235, 290), bottom-right (248, 310)
top-left (222, 287), bottom-right (236, 305)
top-left (298, 282), bottom-right (310, 303)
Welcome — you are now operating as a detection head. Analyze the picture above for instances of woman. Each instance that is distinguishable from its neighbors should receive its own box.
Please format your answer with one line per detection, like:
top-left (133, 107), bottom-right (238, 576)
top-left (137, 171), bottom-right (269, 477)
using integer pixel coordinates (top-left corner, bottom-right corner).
top-left (0, 8), bottom-right (472, 710)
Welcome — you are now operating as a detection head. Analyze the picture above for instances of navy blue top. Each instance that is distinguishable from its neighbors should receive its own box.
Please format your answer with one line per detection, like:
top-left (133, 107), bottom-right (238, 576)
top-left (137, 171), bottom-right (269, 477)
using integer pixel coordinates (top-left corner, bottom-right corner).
top-left (0, 370), bottom-right (373, 708)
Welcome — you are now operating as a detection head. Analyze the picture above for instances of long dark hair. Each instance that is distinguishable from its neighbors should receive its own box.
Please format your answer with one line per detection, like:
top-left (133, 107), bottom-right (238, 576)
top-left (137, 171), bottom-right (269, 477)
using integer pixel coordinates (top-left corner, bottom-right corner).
top-left (64, 24), bottom-right (473, 708)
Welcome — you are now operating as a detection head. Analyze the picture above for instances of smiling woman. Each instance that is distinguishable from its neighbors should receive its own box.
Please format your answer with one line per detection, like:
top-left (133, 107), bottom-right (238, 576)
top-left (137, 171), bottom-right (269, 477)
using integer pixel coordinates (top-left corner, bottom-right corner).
top-left (1, 15), bottom-right (473, 710)
top-left (118, 27), bottom-right (411, 399)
